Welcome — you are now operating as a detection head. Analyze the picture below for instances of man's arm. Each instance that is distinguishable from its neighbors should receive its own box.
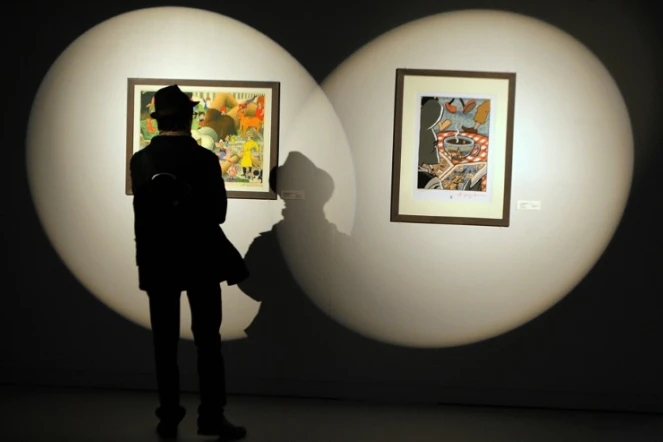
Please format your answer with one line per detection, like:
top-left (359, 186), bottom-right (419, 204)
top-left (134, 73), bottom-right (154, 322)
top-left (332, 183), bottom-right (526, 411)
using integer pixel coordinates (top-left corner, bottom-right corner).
top-left (129, 152), bottom-right (145, 267)
top-left (130, 152), bottom-right (146, 195)
top-left (208, 153), bottom-right (228, 224)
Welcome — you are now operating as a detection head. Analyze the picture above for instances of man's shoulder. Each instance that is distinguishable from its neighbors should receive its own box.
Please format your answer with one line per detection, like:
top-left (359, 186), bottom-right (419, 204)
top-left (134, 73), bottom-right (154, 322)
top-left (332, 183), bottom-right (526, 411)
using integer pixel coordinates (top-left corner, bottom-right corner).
top-left (193, 144), bottom-right (219, 160)
top-left (190, 145), bottom-right (221, 169)
top-left (130, 148), bottom-right (146, 167)
top-left (132, 138), bottom-right (218, 170)
top-left (131, 147), bottom-right (147, 157)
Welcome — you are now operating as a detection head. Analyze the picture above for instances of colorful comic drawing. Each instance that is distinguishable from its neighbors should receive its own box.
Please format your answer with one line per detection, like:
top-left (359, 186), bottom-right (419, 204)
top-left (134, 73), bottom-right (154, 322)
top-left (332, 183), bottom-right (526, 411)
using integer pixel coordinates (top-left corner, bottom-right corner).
top-left (126, 78), bottom-right (280, 200)
top-left (416, 96), bottom-right (491, 193)
top-left (391, 69), bottom-right (515, 227)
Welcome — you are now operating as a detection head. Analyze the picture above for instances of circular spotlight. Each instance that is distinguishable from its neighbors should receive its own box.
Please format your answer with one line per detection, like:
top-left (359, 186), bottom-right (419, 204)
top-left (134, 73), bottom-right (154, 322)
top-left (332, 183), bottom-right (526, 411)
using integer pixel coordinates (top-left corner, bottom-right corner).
top-left (26, 6), bottom-right (355, 340)
top-left (275, 9), bottom-right (632, 347)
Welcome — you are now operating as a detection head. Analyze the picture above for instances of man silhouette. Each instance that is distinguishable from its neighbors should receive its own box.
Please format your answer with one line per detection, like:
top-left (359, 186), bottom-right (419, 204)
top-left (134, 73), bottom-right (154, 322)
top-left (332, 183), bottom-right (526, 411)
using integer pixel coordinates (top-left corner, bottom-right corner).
top-left (130, 84), bottom-right (247, 440)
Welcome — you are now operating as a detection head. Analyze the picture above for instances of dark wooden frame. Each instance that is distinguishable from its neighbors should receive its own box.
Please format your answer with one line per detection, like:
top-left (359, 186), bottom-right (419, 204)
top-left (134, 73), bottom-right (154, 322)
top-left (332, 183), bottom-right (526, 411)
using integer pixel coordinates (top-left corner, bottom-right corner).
top-left (390, 68), bottom-right (516, 227)
top-left (125, 77), bottom-right (280, 199)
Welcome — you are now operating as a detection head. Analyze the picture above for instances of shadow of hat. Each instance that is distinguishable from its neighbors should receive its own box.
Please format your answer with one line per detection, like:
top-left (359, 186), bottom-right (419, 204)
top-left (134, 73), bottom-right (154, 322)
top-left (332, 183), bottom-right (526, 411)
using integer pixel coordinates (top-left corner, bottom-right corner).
top-left (269, 152), bottom-right (334, 204)
top-left (150, 84), bottom-right (200, 119)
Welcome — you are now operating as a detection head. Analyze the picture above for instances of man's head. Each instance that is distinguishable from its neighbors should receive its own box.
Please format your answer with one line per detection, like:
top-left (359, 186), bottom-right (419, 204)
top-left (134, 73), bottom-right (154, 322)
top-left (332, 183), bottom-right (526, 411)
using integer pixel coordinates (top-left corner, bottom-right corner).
top-left (150, 85), bottom-right (199, 132)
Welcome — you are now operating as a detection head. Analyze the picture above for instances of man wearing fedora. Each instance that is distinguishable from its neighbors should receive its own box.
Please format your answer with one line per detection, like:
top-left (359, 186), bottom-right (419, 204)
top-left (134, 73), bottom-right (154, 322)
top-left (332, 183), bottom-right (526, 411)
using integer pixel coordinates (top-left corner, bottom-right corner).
top-left (130, 84), bottom-right (247, 440)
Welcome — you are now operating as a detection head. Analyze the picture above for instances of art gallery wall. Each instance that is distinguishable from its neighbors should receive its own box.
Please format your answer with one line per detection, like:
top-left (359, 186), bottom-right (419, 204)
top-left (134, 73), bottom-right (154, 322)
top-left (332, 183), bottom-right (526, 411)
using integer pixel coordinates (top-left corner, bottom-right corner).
top-left (2, 0), bottom-right (662, 413)
top-left (25, 7), bottom-right (358, 342)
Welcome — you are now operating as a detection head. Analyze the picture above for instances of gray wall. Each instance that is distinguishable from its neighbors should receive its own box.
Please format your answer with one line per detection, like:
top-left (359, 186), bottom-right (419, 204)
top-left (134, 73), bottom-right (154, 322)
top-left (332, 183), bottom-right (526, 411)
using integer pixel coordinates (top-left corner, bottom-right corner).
top-left (2, 0), bottom-right (661, 413)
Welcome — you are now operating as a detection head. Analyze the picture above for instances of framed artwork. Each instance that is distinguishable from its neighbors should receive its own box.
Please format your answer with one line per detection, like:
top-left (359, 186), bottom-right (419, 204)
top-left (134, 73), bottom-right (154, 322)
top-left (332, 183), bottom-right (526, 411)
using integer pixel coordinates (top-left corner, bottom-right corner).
top-left (126, 78), bottom-right (280, 199)
top-left (391, 68), bottom-right (516, 227)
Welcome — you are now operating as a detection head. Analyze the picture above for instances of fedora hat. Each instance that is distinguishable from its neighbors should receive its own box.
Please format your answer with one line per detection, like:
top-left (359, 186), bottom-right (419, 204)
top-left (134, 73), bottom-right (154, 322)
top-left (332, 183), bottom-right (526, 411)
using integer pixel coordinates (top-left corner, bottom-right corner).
top-left (150, 84), bottom-right (200, 119)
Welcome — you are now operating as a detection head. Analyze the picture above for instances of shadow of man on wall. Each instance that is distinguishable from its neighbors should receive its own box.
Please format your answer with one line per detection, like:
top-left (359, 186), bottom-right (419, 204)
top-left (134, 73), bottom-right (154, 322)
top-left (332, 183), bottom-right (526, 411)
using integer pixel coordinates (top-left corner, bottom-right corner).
top-left (224, 151), bottom-right (378, 384)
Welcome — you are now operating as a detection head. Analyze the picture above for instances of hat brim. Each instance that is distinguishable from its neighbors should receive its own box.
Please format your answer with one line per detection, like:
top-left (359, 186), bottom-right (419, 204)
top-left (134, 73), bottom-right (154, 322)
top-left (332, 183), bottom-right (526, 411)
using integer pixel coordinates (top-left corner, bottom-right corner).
top-left (149, 100), bottom-right (200, 119)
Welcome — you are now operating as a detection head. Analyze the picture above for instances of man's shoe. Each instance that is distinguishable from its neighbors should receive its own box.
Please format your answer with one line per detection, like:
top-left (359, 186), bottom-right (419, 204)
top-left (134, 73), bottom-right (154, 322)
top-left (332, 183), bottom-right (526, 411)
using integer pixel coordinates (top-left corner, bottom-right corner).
top-left (198, 416), bottom-right (247, 440)
top-left (156, 421), bottom-right (178, 439)
top-left (155, 405), bottom-right (186, 439)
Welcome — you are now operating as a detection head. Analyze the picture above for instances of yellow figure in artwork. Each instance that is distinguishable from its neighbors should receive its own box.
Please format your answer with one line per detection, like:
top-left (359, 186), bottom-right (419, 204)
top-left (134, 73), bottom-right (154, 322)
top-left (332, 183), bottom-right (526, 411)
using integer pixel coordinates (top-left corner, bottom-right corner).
top-left (240, 136), bottom-right (260, 177)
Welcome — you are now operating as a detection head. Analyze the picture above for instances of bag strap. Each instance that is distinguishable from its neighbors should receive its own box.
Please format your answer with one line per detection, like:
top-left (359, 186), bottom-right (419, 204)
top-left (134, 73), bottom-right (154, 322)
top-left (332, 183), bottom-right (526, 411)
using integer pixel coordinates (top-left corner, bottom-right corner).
top-left (138, 139), bottom-right (195, 186)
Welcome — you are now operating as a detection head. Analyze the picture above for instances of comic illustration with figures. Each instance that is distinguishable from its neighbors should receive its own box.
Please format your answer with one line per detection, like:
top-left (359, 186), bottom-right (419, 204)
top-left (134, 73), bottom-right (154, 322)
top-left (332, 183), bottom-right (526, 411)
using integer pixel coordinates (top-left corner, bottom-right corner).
top-left (127, 80), bottom-right (280, 199)
top-left (417, 96), bottom-right (491, 192)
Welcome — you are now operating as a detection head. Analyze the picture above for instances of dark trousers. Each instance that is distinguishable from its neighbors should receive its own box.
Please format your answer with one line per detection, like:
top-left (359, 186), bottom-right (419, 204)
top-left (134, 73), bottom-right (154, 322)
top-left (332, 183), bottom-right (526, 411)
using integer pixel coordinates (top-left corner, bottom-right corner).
top-left (147, 281), bottom-right (226, 422)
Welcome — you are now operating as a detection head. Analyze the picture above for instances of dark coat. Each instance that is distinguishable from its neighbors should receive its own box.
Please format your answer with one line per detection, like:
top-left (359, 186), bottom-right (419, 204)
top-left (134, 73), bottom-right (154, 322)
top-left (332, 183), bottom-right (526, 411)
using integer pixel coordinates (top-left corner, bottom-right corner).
top-left (130, 135), bottom-right (248, 292)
